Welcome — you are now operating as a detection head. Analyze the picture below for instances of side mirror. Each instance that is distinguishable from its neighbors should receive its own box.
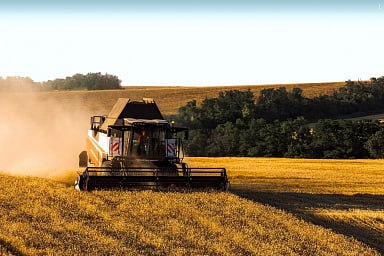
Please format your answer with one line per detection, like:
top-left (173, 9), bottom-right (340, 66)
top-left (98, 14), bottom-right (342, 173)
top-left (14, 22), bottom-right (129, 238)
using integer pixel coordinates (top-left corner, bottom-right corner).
top-left (79, 151), bottom-right (88, 168)
top-left (184, 130), bottom-right (189, 140)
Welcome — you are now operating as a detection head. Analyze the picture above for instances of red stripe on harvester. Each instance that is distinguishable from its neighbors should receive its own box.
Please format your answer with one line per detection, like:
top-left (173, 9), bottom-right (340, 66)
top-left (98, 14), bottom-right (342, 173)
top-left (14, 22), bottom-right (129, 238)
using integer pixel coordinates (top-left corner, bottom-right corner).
top-left (113, 142), bottom-right (119, 151)
top-left (167, 143), bottom-right (175, 154)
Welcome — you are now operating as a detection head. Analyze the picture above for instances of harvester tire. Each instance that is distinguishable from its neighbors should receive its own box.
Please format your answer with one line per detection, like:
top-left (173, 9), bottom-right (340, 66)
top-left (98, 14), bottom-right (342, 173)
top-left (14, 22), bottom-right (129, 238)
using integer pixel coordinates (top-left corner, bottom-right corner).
top-left (75, 174), bottom-right (87, 191)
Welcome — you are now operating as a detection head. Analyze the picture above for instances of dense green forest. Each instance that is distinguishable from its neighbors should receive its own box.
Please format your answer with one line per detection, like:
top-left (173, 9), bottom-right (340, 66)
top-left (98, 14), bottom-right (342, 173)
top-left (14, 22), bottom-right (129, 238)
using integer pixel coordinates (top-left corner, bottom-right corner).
top-left (0, 72), bottom-right (121, 91)
top-left (174, 77), bottom-right (384, 158)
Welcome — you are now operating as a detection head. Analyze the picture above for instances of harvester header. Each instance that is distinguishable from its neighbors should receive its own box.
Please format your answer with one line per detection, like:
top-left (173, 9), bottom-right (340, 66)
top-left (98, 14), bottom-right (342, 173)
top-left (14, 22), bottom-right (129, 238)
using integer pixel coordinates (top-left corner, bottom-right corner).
top-left (76, 98), bottom-right (229, 191)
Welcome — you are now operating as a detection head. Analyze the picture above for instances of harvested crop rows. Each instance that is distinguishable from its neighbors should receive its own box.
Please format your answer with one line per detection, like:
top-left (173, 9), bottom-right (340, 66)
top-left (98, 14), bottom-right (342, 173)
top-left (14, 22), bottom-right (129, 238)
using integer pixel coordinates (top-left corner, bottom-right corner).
top-left (0, 171), bottom-right (378, 255)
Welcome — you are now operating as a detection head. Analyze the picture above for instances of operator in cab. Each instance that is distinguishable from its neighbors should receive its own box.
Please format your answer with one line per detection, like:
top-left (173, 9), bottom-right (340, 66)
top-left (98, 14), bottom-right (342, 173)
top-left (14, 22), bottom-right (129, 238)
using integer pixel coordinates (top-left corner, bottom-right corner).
top-left (137, 130), bottom-right (150, 155)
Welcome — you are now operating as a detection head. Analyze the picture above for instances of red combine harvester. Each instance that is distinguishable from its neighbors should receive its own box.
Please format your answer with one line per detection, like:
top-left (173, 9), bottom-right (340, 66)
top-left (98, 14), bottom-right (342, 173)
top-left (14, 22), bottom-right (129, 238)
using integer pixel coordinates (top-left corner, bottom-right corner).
top-left (75, 98), bottom-right (229, 191)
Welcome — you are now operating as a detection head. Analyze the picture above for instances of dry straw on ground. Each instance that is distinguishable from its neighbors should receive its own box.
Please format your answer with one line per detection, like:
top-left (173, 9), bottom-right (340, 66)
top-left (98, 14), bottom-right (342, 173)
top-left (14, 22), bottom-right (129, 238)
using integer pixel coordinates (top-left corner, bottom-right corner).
top-left (0, 175), bottom-right (377, 256)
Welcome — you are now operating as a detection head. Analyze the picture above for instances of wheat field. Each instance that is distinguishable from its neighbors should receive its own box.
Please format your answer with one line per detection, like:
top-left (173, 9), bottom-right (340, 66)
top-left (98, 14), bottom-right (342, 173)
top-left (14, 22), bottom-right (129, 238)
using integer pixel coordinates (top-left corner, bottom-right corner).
top-left (0, 172), bottom-right (378, 256)
top-left (0, 157), bottom-right (382, 255)
top-left (186, 157), bottom-right (384, 253)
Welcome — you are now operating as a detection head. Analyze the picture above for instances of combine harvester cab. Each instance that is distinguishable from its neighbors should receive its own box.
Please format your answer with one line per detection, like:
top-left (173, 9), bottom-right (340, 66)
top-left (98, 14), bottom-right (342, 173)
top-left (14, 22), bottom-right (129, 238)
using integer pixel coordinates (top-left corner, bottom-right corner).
top-left (76, 98), bottom-right (229, 191)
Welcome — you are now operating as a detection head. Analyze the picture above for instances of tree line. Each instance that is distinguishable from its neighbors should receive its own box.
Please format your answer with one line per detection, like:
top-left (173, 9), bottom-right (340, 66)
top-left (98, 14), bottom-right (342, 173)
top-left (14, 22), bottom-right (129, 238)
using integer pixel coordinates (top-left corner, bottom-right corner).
top-left (256, 77), bottom-right (384, 121)
top-left (0, 76), bottom-right (39, 91)
top-left (0, 72), bottom-right (122, 91)
top-left (184, 117), bottom-right (384, 159)
top-left (174, 76), bottom-right (384, 158)
top-left (43, 72), bottom-right (121, 90)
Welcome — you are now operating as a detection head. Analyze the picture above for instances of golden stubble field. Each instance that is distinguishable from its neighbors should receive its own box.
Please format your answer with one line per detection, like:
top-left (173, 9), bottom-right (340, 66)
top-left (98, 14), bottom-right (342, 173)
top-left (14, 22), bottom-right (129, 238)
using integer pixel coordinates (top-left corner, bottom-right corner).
top-left (0, 157), bottom-right (382, 255)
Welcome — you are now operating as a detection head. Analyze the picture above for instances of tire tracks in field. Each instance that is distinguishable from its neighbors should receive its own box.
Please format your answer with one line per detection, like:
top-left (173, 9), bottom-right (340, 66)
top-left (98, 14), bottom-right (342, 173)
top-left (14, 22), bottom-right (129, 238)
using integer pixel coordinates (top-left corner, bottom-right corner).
top-left (232, 188), bottom-right (384, 254)
top-left (0, 237), bottom-right (25, 256)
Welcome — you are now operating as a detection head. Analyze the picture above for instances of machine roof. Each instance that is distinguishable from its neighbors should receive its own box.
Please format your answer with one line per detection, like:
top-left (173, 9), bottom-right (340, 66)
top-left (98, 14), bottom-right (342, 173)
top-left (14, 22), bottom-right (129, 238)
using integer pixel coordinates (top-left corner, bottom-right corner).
top-left (107, 98), bottom-right (131, 119)
top-left (100, 98), bottom-right (165, 131)
top-left (119, 101), bottom-right (164, 120)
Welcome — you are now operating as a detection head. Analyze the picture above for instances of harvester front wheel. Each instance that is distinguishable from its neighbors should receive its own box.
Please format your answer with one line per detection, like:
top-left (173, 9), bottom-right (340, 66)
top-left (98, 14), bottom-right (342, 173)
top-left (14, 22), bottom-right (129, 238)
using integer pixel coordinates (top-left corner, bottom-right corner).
top-left (75, 174), bottom-right (87, 191)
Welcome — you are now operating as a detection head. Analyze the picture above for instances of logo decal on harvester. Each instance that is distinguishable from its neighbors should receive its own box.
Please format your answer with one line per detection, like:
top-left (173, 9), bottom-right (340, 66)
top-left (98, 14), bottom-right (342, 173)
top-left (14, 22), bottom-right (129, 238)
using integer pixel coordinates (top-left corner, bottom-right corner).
top-left (166, 139), bottom-right (176, 158)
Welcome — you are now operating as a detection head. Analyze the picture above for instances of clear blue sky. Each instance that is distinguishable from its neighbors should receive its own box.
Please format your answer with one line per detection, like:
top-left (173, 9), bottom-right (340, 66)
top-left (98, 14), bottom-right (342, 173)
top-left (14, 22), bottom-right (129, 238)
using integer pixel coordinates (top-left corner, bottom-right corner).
top-left (0, 0), bottom-right (383, 85)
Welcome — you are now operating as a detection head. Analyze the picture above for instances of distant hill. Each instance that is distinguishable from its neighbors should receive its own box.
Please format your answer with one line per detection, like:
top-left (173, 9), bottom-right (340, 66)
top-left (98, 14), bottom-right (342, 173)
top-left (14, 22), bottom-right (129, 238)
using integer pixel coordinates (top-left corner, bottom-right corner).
top-left (0, 81), bottom-right (345, 115)
top-left (121, 82), bottom-right (346, 114)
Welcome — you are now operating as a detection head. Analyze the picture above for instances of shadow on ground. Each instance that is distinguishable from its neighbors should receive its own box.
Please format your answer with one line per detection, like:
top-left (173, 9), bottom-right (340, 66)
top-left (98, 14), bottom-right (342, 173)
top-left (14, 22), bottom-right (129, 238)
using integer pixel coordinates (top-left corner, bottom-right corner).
top-left (231, 186), bottom-right (384, 254)
top-left (0, 237), bottom-right (23, 256)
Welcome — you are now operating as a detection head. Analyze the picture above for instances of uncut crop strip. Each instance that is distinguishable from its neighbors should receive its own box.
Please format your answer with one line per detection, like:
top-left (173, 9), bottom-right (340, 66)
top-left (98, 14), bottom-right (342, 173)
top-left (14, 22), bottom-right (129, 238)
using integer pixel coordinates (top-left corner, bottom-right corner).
top-left (185, 157), bottom-right (384, 253)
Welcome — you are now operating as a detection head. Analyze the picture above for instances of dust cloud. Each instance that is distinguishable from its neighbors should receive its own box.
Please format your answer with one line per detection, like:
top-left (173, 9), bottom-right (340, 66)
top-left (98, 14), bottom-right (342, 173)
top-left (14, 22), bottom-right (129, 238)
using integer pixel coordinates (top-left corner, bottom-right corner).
top-left (0, 92), bottom-right (91, 176)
